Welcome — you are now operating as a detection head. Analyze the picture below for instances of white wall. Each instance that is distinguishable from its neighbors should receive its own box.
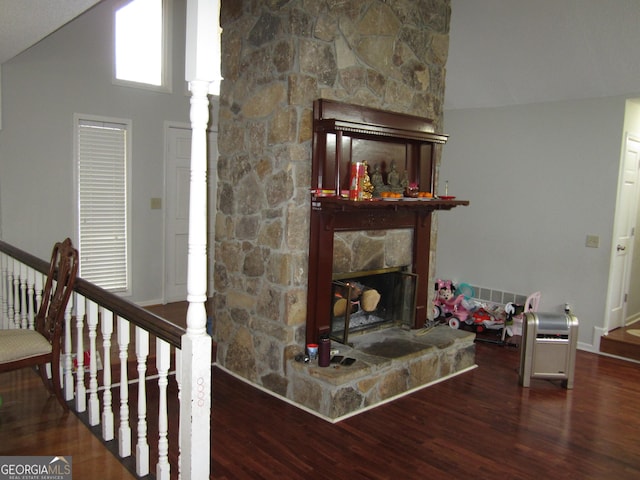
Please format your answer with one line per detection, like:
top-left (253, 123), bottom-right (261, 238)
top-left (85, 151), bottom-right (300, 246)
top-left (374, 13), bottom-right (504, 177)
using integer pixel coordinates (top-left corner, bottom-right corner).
top-left (0, 0), bottom-right (197, 304)
top-left (436, 96), bottom-right (629, 349)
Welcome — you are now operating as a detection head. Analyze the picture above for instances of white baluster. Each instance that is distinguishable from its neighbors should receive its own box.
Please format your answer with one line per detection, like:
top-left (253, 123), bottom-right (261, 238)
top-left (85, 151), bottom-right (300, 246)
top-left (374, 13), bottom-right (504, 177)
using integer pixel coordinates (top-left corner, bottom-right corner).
top-left (135, 327), bottom-right (150, 477)
top-left (63, 294), bottom-right (75, 401)
top-left (87, 300), bottom-right (100, 425)
top-left (19, 263), bottom-right (28, 329)
top-left (156, 338), bottom-right (171, 480)
top-left (12, 260), bottom-right (20, 327)
top-left (101, 309), bottom-right (114, 441)
top-left (26, 267), bottom-right (35, 329)
top-left (33, 270), bottom-right (44, 329)
top-left (75, 297), bottom-right (87, 412)
top-left (0, 252), bottom-right (8, 328)
top-left (118, 317), bottom-right (131, 458)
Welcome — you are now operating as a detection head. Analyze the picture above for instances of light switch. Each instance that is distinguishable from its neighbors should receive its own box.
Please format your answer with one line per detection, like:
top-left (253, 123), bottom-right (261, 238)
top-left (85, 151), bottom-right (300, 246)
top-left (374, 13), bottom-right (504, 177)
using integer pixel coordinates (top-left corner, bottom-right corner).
top-left (151, 197), bottom-right (162, 210)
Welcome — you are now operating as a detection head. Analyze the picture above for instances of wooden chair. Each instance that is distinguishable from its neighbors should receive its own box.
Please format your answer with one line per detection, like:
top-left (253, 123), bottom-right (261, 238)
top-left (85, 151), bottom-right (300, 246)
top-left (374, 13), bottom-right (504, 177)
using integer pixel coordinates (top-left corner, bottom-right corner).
top-left (0, 238), bottom-right (79, 411)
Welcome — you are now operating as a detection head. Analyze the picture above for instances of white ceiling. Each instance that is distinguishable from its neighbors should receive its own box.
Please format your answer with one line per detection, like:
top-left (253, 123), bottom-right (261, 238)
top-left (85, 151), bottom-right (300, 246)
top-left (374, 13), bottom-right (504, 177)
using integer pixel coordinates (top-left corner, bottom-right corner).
top-left (0, 0), bottom-right (102, 65)
top-left (2, 0), bottom-right (640, 110)
top-left (445, 0), bottom-right (640, 110)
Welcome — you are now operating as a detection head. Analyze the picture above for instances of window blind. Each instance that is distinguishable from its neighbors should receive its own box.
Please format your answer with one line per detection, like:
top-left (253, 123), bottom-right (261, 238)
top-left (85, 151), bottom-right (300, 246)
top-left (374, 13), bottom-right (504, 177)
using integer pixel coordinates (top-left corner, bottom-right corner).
top-left (77, 120), bottom-right (129, 292)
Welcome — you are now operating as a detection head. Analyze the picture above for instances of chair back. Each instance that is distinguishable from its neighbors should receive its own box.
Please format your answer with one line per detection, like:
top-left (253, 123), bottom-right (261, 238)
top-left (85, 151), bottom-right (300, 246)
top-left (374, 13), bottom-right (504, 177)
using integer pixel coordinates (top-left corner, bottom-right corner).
top-left (524, 291), bottom-right (541, 313)
top-left (35, 238), bottom-right (79, 346)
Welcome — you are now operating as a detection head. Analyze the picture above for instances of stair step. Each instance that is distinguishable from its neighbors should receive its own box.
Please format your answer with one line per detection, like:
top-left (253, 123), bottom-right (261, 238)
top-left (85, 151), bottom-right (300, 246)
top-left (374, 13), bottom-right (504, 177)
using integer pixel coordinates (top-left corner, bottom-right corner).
top-left (600, 327), bottom-right (640, 361)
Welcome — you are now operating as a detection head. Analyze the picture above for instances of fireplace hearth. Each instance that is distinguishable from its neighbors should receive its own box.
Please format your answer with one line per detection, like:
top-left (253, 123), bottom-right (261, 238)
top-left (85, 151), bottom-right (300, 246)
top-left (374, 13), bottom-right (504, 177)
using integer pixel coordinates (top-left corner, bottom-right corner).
top-left (287, 325), bottom-right (476, 421)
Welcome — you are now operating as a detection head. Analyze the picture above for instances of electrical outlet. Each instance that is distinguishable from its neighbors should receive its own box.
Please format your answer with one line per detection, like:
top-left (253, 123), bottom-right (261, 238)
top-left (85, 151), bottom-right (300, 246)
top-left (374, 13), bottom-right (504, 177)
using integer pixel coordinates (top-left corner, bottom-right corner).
top-left (585, 234), bottom-right (599, 248)
top-left (150, 197), bottom-right (162, 210)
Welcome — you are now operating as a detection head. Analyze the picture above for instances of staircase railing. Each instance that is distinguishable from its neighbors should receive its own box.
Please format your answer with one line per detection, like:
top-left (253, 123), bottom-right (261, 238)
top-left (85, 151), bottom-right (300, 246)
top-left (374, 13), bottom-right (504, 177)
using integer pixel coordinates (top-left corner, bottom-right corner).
top-left (0, 240), bottom-right (196, 479)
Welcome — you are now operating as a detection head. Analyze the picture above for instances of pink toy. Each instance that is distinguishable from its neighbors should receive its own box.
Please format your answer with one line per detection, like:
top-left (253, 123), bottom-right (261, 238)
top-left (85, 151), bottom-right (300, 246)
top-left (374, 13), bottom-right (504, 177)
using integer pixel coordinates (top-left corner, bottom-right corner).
top-left (433, 279), bottom-right (471, 328)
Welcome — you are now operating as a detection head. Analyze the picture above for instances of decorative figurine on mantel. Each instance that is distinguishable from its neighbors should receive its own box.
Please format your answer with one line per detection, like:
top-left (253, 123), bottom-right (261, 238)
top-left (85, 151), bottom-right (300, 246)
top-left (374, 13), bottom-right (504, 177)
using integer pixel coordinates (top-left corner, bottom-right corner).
top-left (371, 164), bottom-right (384, 190)
top-left (388, 161), bottom-right (400, 189)
top-left (387, 161), bottom-right (405, 195)
top-left (401, 170), bottom-right (409, 190)
top-left (362, 161), bottom-right (374, 200)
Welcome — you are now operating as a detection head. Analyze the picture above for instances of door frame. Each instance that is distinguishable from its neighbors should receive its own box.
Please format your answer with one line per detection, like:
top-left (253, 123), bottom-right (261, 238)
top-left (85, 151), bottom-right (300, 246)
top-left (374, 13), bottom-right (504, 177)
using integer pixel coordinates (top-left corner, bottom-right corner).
top-left (604, 132), bottom-right (640, 334)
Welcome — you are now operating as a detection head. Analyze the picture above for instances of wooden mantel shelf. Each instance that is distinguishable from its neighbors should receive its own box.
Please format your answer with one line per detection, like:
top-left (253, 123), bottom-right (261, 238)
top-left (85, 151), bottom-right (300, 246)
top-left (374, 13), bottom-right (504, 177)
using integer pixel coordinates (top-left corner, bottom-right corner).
top-left (310, 195), bottom-right (469, 237)
top-left (311, 196), bottom-right (469, 212)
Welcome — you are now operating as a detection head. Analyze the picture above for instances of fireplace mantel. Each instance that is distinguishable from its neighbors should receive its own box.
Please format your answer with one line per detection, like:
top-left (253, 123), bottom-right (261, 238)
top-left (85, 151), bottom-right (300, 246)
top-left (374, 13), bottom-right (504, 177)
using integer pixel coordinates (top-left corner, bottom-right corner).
top-left (306, 99), bottom-right (469, 344)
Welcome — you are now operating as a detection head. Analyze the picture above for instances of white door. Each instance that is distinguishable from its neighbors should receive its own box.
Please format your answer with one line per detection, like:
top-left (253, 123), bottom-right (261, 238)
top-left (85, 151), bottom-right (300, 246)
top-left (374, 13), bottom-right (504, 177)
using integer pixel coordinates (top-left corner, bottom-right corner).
top-left (165, 126), bottom-right (192, 302)
top-left (606, 135), bottom-right (640, 331)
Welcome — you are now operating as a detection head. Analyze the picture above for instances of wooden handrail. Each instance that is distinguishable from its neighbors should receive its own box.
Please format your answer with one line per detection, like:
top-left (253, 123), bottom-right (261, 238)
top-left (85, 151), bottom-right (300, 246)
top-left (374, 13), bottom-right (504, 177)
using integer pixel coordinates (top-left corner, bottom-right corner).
top-left (0, 240), bottom-right (184, 348)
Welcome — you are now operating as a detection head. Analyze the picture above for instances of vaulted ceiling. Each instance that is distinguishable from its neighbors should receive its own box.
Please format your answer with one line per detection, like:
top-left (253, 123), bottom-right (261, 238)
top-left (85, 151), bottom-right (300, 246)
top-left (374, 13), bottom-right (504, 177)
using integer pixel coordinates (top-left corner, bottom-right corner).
top-left (445, 0), bottom-right (640, 110)
top-left (2, 0), bottom-right (640, 111)
top-left (0, 0), bottom-right (102, 65)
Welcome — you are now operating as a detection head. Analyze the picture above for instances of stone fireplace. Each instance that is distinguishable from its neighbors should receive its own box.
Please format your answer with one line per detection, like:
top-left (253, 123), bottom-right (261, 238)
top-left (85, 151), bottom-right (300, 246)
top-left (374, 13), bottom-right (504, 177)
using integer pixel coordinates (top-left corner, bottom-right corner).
top-left (305, 98), bottom-right (468, 346)
top-left (213, 0), bottom-right (474, 419)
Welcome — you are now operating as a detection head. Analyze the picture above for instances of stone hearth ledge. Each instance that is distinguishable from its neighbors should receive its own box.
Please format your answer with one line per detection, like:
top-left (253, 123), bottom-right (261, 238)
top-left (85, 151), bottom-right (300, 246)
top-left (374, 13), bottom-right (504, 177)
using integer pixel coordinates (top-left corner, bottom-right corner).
top-left (215, 326), bottom-right (476, 423)
top-left (286, 326), bottom-right (476, 422)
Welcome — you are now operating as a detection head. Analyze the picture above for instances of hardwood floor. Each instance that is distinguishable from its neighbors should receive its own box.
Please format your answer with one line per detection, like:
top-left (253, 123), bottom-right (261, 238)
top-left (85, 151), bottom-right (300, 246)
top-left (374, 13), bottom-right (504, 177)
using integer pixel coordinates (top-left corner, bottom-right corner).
top-left (145, 302), bottom-right (190, 329)
top-left (208, 341), bottom-right (640, 480)
top-left (0, 368), bottom-right (136, 479)
top-left (2, 309), bottom-right (640, 479)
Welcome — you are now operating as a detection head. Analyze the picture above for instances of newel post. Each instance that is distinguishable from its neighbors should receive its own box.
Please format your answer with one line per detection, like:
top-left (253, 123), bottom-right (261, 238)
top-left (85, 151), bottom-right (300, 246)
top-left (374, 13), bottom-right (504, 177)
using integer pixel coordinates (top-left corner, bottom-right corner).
top-left (181, 0), bottom-right (221, 478)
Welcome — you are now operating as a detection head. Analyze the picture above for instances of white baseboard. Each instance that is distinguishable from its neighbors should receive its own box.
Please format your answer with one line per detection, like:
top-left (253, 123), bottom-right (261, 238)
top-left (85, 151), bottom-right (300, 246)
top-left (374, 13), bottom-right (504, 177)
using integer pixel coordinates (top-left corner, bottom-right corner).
top-left (135, 298), bottom-right (165, 307)
top-left (625, 314), bottom-right (640, 326)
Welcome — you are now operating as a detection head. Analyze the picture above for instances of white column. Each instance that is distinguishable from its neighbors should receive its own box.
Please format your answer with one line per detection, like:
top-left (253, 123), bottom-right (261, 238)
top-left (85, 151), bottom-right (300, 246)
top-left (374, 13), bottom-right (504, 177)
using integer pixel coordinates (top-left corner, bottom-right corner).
top-left (180, 77), bottom-right (213, 480)
top-left (181, 1), bottom-right (221, 478)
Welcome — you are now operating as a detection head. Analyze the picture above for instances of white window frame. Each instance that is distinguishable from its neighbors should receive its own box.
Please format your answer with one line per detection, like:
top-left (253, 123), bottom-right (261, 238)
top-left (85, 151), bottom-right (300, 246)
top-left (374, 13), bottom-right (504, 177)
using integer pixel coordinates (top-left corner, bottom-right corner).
top-left (113, 0), bottom-right (173, 93)
top-left (74, 114), bottom-right (133, 295)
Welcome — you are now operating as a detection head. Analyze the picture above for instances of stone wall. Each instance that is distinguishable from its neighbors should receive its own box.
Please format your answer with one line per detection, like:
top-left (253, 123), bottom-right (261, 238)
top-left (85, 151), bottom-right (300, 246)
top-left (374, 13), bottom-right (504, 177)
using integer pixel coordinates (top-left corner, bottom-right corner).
top-left (215, 0), bottom-right (451, 396)
top-left (333, 229), bottom-right (413, 274)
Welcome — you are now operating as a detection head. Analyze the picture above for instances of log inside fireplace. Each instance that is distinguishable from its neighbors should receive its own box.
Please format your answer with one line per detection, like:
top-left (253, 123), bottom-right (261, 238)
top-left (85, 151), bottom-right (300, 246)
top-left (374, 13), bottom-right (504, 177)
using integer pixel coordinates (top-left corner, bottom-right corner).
top-left (330, 266), bottom-right (417, 345)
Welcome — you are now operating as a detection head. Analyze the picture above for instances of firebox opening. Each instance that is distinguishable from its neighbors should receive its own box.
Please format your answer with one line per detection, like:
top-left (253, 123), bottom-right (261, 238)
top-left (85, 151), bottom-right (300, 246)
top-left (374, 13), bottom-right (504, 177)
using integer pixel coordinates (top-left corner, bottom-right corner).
top-left (330, 266), bottom-right (417, 345)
